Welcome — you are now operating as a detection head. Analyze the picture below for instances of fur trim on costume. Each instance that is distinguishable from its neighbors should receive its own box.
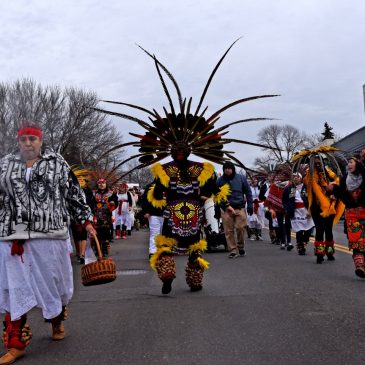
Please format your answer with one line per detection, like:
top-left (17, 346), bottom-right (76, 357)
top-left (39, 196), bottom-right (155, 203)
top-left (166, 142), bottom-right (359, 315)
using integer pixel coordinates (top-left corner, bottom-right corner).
top-left (314, 240), bottom-right (325, 255)
top-left (187, 239), bottom-right (208, 254)
top-left (197, 162), bottom-right (215, 187)
top-left (196, 257), bottom-right (210, 270)
top-left (147, 184), bottom-right (166, 209)
top-left (311, 173), bottom-right (335, 217)
top-left (151, 163), bottom-right (170, 187)
top-left (150, 247), bottom-right (173, 270)
top-left (155, 235), bottom-right (177, 249)
top-left (187, 240), bottom-right (210, 269)
top-left (304, 170), bottom-right (344, 221)
top-left (150, 235), bottom-right (178, 270)
top-left (213, 183), bottom-right (231, 204)
top-left (333, 200), bottom-right (345, 226)
top-left (291, 146), bottom-right (339, 162)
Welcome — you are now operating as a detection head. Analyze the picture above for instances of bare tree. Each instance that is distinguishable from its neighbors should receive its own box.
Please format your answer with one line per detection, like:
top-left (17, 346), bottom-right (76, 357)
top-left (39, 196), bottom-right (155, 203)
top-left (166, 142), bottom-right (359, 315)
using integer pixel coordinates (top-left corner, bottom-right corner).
top-left (254, 124), bottom-right (310, 170)
top-left (0, 78), bottom-right (126, 174)
top-left (123, 161), bottom-right (154, 188)
top-left (304, 131), bottom-right (342, 149)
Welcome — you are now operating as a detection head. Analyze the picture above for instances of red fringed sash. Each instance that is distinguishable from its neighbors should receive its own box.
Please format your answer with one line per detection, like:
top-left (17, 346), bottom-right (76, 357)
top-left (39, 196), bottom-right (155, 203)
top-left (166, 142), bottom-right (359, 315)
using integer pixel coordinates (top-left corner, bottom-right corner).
top-left (11, 240), bottom-right (25, 262)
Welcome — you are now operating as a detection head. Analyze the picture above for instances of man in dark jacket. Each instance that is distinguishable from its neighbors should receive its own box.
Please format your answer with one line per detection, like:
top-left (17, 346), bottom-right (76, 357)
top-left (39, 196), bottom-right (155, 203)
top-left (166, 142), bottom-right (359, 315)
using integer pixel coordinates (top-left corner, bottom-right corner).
top-left (216, 161), bottom-right (253, 258)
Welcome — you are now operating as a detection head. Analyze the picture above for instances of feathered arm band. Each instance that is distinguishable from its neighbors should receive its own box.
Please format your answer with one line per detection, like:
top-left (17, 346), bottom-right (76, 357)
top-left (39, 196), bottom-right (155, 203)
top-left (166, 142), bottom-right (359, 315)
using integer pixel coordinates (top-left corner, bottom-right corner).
top-left (187, 239), bottom-right (210, 269)
top-left (147, 184), bottom-right (166, 209)
top-left (150, 235), bottom-right (178, 270)
top-left (198, 162), bottom-right (215, 187)
top-left (213, 183), bottom-right (231, 204)
top-left (151, 163), bottom-right (170, 187)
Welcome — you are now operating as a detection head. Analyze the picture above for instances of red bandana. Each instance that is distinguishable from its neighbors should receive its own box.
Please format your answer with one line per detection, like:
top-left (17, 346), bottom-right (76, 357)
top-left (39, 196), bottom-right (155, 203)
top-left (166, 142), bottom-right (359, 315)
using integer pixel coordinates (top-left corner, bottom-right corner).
top-left (18, 127), bottom-right (43, 138)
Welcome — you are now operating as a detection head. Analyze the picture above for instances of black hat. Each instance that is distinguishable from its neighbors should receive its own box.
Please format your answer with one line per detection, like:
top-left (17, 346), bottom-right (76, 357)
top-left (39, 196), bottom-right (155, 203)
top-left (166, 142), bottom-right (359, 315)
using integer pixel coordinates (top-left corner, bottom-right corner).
top-left (223, 161), bottom-right (235, 170)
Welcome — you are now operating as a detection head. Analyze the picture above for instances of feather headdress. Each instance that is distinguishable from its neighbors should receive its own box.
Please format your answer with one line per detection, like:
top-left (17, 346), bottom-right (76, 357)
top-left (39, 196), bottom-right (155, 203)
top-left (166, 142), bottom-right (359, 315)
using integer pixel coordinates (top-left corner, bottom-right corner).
top-left (72, 167), bottom-right (90, 188)
top-left (95, 39), bottom-right (279, 180)
top-left (72, 165), bottom-right (120, 188)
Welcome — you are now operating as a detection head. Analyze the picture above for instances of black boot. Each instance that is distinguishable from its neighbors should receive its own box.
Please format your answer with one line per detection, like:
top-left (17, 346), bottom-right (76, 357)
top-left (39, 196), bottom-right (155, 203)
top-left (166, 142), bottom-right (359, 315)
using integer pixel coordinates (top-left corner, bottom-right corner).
top-left (297, 242), bottom-right (306, 255)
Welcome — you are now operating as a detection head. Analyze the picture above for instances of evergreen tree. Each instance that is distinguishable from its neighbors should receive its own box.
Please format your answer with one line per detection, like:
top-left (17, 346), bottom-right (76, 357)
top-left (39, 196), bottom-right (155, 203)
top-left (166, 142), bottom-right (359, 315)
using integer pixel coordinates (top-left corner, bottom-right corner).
top-left (321, 122), bottom-right (335, 140)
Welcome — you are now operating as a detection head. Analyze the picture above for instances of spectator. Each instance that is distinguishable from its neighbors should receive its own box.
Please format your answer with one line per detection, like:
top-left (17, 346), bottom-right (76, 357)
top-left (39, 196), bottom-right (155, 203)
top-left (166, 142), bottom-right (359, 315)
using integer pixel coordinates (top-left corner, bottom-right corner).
top-left (217, 161), bottom-right (253, 258)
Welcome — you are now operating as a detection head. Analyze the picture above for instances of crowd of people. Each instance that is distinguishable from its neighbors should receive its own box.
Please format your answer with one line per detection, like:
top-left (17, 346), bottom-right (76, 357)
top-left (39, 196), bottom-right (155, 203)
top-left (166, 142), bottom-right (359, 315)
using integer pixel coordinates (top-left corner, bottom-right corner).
top-left (1, 121), bottom-right (364, 364)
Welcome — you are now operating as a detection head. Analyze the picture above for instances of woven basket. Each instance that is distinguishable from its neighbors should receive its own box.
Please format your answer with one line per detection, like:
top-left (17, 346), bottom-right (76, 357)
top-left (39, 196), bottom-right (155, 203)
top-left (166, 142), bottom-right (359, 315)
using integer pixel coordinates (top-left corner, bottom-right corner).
top-left (81, 234), bottom-right (117, 286)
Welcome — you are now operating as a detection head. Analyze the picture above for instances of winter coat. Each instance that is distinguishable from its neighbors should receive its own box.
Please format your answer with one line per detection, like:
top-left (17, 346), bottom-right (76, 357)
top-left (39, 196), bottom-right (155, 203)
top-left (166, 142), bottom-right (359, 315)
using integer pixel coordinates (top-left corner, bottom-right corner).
top-left (0, 148), bottom-right (93, 240)
top-left (216, 173), bottom-right (253, 210)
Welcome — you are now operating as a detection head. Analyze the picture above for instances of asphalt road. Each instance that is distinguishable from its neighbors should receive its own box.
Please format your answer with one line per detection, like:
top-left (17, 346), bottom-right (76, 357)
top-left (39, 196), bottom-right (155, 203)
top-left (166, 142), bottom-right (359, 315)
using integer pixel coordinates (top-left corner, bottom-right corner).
top-left (16, 224), bottom-right (365, 365)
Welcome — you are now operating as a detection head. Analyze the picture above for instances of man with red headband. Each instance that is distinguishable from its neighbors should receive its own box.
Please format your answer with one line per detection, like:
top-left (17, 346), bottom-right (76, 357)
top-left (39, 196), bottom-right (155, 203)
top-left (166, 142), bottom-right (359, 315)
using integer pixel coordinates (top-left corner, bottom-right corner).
top-left (0, 121), bottom-right (96, 364)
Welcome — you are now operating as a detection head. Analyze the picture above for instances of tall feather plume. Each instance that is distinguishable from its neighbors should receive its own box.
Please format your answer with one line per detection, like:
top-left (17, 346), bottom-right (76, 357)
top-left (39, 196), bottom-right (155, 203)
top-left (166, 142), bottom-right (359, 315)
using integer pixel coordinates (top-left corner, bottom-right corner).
top-left (94, 40), bottom-right (280, 176)
top-left (136, 44), bottom-right (184, 112)
top-left (154, 56), bottom-right (176, 118)
top-left (194, 37), bottom-right (242, 116)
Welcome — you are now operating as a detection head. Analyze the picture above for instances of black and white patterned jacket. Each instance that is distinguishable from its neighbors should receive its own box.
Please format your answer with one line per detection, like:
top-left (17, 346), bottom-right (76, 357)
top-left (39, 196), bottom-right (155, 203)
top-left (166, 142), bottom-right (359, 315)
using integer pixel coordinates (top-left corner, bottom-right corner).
top-left (0, 148), bottom-right (93, 240)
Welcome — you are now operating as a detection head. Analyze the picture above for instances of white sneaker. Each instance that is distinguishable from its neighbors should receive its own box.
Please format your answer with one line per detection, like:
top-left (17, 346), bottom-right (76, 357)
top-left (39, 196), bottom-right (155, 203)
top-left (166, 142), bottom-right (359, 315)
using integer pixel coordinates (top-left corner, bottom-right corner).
top-left (280, 243), bottom-right (286, 250)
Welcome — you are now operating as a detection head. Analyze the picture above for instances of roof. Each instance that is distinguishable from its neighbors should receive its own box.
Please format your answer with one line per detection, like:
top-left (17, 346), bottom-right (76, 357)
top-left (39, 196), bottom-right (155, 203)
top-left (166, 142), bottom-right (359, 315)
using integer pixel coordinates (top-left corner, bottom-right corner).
top-left (333, 126), bottom-right (365, 156)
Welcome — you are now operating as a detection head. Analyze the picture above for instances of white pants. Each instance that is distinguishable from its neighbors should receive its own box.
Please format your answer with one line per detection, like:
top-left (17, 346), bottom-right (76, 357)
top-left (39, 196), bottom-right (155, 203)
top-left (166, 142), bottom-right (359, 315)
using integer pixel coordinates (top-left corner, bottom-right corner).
top-left (114, 212), bottom-right (131, 229)
top-left (0, 239), bottom-right (73, 321)
top-left (149, 216), bottom-right (164, 254)
top-left (128, 211), bottom-right (135, 230)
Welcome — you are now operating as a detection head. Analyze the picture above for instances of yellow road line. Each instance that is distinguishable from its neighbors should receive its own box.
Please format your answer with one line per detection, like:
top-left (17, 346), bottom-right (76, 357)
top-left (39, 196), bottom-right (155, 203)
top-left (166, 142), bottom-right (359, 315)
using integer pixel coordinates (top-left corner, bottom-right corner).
top-left (264, 228), bottom-right (352, 255)
top-left (292, 234), bottom-right (351, 255)
top-left (307, 240), bottom-right (350, 254)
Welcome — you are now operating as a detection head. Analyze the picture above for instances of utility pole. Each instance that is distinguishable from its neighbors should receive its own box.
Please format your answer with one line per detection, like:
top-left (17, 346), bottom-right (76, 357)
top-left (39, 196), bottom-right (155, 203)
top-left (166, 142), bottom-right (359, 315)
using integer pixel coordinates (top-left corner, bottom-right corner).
top-left (363, 84), bottom-right (365, 121)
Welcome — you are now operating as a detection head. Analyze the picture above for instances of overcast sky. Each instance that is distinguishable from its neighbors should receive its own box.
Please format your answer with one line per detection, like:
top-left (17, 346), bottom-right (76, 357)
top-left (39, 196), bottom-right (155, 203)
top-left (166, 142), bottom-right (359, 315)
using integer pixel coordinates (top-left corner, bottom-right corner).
top-left (1, 0), bottom-right (365, 168)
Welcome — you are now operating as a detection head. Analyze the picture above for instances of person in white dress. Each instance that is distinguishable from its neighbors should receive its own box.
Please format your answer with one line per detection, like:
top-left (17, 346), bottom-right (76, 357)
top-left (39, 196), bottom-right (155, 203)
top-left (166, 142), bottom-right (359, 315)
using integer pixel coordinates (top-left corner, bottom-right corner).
top-left (113, 182), bottom-right (133, 239)
top-left (247, 177), bottom-right (265, 241)
top-left (0, 122), bottom-right (96, 364)
top-left (282, 172), bottom-right (314, 255)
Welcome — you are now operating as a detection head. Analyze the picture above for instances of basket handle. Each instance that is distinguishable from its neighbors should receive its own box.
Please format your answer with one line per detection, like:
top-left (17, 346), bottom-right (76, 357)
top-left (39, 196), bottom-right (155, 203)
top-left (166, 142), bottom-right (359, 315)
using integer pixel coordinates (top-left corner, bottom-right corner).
top-left (91, 232), bottom-right (103, 259)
